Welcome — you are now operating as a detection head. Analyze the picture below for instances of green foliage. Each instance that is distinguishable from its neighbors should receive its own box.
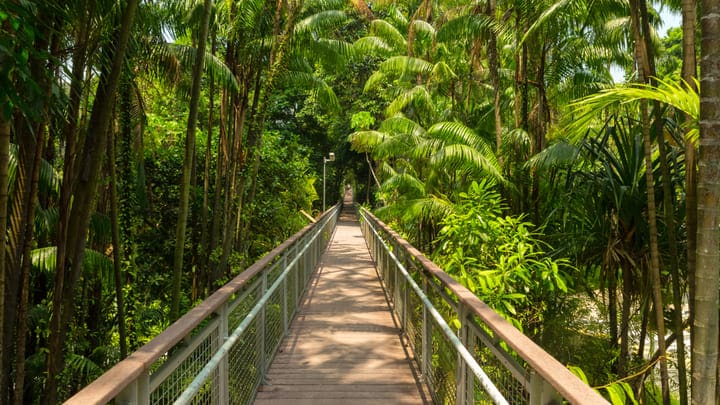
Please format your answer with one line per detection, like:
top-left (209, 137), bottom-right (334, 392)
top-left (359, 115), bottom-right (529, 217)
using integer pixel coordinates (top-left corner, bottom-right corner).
top-left (657, 27), bottom-right (684, 83)
top-left (350, 111), bottom-right (376, 130)
top-left (243, 131), bottom-right (318, 258)
top-left (569, 366), bottom-right (638, 404)
top-left (431, 180), bottom-right (573, 329)
top-left (0, 1), bottom-right (45, 120)
top-left (30, 246), bottom-right (115, 289)
top-left (565, 77), bottom-right (699, 143)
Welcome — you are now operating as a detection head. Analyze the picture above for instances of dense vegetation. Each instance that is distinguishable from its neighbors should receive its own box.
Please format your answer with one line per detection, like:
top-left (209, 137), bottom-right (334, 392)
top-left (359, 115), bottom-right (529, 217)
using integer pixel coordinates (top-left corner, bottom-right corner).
top-left (1, 0), bottom-right (719, 403)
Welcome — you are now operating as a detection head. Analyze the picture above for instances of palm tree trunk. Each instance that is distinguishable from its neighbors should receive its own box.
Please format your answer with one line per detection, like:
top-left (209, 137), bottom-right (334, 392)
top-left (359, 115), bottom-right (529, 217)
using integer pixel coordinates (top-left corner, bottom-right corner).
top-left (657, 124), bottom-right (689, 404)
top-left (109, 114), bottom-right (127, 359)
top-left (43, 0), bottom-right (138, 402)
top-left (200, 33), bottom-right (217, 296)
top-left (629, 0), bottom-right (670, 400)
top-left (0, 113), bottom-right (10, 404)
top-left (692, 0), bottom-right (720, 400)
top-left (680, 1), bottom-right (697, 396)
top-left (681, 0), bottom-right (697, 84)
top-left (485, 0), bottom-right (501, 160)
top-left (170, 0), bottom-right (213, 321)
top-left (13, 13), bottom-right (60, 402)
top-left (619, 261), bottom-right (633, 377)
top-left (640, 99), bottom-right (671, 404)
top-left (14, 114), bottom-right (46, 405)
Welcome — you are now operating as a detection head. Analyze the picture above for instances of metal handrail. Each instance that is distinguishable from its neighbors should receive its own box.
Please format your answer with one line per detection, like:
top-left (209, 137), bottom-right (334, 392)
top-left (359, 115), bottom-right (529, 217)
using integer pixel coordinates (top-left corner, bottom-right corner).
top-left (65, 204), bottom-right (341, 405)
top-left (358, 206), bottom-right (609, 405)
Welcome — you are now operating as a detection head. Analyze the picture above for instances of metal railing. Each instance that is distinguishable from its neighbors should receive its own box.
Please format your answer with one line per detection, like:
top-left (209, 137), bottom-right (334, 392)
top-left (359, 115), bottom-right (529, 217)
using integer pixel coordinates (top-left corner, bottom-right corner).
top-left (358, 206), bottom-right (609, 405)
top-left (66, 204), bottom-right (341, 405)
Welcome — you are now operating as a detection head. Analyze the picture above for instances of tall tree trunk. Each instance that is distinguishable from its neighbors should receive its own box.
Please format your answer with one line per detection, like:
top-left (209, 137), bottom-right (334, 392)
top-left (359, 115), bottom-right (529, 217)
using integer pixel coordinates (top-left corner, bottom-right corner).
top-left (208, 67), bottom-right (232, 288)
top-left (13, 113), bottom-right (46, 405)
top-left (0, 113), bottom-right (10, 405)
top-left (692, 0), bottom-right (720, 400)
top-left (235, 0), bottom-right (301, 258)
top-left (680, 0), bottom-right (697, 396)
top-left (639, 98), bottom-right (670, 404)
top-left (42, 0), bottom-right (138, 402)
top-left (11, 12), bottom-right (59, 402)
top-left (109, 106), bottom-right (127, 359)
top-left (170, 0), bottom-right (214, 321)
top-left (200, 33), bottom-right (217, 296)
top-left (629, 0), bottom-right (670, 400)
top-left (487, 0), bottom-right (501, 158)
top-left (657, 122), bottom-right (688, 404)
top-left (619, 261), bottom-right (633, 377)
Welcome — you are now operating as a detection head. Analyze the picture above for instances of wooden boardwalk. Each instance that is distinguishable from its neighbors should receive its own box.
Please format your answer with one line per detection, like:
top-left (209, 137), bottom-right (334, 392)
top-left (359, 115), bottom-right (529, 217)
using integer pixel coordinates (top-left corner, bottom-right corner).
top-left (254, 200), bottom-right (431, 405)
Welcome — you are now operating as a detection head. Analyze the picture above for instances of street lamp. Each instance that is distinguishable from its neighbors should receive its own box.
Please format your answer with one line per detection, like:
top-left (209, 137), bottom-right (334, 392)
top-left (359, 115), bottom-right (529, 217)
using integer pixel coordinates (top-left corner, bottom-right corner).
top-left (323, 152), bottom-right (335, 212)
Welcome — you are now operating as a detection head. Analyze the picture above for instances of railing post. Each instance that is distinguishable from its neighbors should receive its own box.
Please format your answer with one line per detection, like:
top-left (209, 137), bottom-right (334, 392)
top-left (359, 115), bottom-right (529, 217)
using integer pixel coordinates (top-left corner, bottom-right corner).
top-left (258, 271), bottom-right (267, 379)
top-left (282, 253), bottom-right (289, 335)
top-left (217, 303), bottom-right (229, 405)
top-left (421, 278), bottom-right (431, 383)
top-left (116, 370), bottom-right (149, 405)
top-left (293, 244), bottom-right (299, 312)
top-left (401, 262), bottom-right (409, 333)
top-left (529, 371), bottom-right (562, 405)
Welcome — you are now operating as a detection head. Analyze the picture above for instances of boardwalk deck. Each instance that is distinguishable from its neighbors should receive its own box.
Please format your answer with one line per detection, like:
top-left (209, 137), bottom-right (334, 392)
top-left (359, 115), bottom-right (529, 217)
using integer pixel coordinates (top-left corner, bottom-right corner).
top-left (253, 200), bottom-right (431, 405)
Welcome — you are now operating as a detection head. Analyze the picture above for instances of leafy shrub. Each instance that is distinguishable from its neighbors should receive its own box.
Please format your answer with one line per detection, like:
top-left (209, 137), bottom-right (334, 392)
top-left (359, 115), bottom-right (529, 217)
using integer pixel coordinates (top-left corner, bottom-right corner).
top-left (431, 180), bottom-right (573, 331)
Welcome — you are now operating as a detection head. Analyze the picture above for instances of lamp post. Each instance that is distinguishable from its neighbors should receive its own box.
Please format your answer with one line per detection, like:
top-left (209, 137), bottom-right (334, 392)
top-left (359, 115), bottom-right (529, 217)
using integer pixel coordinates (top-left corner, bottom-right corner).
top-left (323, 152), bottom-right (335, 212)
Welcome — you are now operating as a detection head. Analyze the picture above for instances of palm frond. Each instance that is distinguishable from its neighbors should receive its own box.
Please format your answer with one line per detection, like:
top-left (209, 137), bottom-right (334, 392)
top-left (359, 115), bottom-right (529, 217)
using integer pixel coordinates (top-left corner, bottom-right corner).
top-left (379, 115), bottom-right (427, 138)
top-left (436, 13), bottom-right (496, 43)
top-left (301, 0), bottom-right (347, 15)
top-left (427, 121), bottom-right (488, 151)
top-left (34, 206), bottom-right (59, 242)
top-left (431, 144), bottom-right (503, 182)
top-left (348, 130), bottom-right (388, 152)
top-left (410, 19), bottom-right (435, 39)
top-left (150, 43), bottom-right (239, 92)
top-left (39, 156), bottom-right (61, 196)
top-left (520, 0), bottom-right (571, 46)
top-left (353, 36), bottom-right (395, 56)
top-left (380, 171), bottom-right (426, 196)
top-left (294, 10), bottom-right (348, 35)
top-left (401, 195), bottom-right (454, 225)
top-left (379, 55), bottom-right (434, 76)
top-left (8, 144), bottom-right (17, 192)
top-left (364, 70), bottom-right (387, 92)
top-left (386, 85), bottom-right (434, 117)
top-left (282, 71), bottom-right (341, 112)
top-left (31, 246), bottom-right (114, 286)
top-left (307, 38), bottom-right (354, 66)
top-left (429, 61), bottom-right (457, 84)
top-left (369, 19), bottom-right (407, 51)
top-left (566, 78), bottom-right (699, 143)
top-left (526, 140), bottom-right (581, 171)
top-left (89, 212), bottom-right (112, 247)
top-left (65, 353), bottom-right (103, 382)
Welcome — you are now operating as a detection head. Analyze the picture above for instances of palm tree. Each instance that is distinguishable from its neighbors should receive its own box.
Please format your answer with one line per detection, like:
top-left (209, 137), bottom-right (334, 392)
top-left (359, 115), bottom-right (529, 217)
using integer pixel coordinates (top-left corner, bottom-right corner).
top-left (43, 1), bottom-right (140, 403)
top-left (170, 0), bottom-right (214, 322)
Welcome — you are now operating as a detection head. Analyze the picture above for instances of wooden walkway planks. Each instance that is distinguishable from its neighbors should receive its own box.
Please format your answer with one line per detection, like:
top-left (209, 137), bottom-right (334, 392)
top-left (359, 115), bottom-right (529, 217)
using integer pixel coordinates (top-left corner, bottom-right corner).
top-left (253, 202), bottom-right (431, 405)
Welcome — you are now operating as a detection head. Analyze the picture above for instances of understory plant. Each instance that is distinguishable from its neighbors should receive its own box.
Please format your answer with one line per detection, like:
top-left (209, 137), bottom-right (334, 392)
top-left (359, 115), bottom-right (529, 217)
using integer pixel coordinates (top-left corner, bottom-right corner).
top-left (431, 180), bottom-right (573, 332)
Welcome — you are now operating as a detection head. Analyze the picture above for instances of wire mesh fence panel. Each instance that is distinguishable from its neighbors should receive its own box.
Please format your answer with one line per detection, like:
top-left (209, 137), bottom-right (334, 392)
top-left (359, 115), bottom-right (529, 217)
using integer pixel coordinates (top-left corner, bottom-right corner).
top-left (227, 317), bottom-right (261, 405)
top-left (264, 286), bottom-right (285, 362)
top-left (150, 328), bottom-right (218, 405)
